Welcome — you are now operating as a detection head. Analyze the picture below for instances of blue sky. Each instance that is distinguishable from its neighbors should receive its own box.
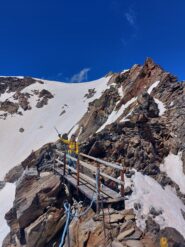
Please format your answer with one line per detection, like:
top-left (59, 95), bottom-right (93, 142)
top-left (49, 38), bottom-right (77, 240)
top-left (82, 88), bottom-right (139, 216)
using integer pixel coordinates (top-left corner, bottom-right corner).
top-left (0, 0), bottom-right (184, 82)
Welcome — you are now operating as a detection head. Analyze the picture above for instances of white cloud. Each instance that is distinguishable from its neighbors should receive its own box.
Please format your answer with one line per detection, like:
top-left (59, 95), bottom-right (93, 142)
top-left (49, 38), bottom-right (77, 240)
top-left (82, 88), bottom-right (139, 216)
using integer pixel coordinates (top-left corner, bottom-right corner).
top-left (125, 7), bottom-right (136, 27)
top-left (70, 68), bottom-right (91, 83)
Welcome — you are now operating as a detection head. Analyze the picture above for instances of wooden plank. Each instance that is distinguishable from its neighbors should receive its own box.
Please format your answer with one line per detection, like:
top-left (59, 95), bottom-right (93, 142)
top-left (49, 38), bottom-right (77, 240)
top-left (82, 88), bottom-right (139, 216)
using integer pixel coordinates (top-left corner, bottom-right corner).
top-left (64, 173), bottom-right (95, 201)
top-left (54, 166), bottom-right (120, 199)
top-left (56, 158), bottom-right (124, 186)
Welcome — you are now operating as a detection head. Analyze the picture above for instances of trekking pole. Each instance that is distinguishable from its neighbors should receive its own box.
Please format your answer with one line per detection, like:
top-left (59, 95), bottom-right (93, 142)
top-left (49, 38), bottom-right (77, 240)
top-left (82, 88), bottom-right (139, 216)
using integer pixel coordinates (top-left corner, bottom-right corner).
top-left (54, 126), bottom-right (60, 135)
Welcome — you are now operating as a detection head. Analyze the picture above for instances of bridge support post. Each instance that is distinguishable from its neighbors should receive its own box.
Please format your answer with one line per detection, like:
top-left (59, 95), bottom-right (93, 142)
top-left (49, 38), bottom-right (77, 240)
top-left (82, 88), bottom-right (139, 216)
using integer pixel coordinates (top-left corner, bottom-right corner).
top-left (96, 163), bottom-right (100, 214)
top-left (63, 152), bottom-right (66, 176)
top-left (121, 168), bottom-right (125, 209)
top-left (77, 156), bottom-right (80, 194)
top-left (120, 169), bottom-right (125, 197)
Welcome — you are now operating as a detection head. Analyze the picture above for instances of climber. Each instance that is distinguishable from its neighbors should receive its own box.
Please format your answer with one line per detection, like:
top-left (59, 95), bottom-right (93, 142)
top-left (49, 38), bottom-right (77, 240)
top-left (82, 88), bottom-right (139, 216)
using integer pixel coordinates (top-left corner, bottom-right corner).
top-left (58, 133), bottom-right (79, 173)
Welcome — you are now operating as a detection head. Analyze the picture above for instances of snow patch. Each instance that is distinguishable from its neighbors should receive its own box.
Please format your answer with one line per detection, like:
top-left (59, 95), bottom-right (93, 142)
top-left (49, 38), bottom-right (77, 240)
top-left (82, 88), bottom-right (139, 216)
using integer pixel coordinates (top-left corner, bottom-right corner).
top-left (0, 183), bottom-right (15, 246)
top-left (97, 97), bottom-right (136, 132)
top-left (0, 89), bottom-right (15, 102)
top-left (118, 86), bottom-right (124, 97)
top-left (147, 80), bottom-right (160, 94)
top-left (160, 152), bottom-right (185, 194)
top-left (121, 69), bottom-right (129, 74)
top-left (154, 98), bottom-right (166, 116)
top-left (125, 171), bottom-right (185, 238)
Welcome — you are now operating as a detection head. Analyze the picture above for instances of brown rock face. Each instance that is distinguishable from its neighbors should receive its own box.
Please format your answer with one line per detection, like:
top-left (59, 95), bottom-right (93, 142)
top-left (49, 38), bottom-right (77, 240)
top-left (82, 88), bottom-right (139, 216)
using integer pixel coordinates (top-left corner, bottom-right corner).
top-left (36, 89), bottom-right (54, 108)
top-left (0, 77), bottom-right (40, 95)
top-left (77, 86), bottom-right (120, 141)
top-left (4, 164), bottom-right (24, 183)
top-left (4, 171), bottom-right (67, 247)
top-left (24, 207), bottom-right (65, 247)
top-left (14, 173), bottom-right (62, 228)
top-left (0, 100), bottom-right (19, 114)
top-left (76, 58), bottom-right (179, 143)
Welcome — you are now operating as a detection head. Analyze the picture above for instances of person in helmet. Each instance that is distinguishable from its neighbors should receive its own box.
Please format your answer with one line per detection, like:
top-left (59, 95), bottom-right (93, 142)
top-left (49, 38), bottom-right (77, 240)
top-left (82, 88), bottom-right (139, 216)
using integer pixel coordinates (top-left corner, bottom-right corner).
top-left (58, 133), bottom-right (79, 172)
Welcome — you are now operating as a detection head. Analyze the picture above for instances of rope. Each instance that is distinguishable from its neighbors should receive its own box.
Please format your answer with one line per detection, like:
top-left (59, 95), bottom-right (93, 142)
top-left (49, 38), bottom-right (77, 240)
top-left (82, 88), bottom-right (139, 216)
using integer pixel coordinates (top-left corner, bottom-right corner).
top-left (71, 194), bottom-right (96, 218)
top-left (58, 195), bottom-right (95, 246)
top-left (59, 202), bottom-right (71, 247)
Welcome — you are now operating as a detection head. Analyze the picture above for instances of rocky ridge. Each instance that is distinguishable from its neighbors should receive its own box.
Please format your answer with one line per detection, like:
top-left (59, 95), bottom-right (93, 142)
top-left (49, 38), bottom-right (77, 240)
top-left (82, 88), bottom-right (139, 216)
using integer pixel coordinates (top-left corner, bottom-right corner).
top-left (0, 77), bottom-right (54, 119)
top-left (2, 58), bottom-right (185, 247)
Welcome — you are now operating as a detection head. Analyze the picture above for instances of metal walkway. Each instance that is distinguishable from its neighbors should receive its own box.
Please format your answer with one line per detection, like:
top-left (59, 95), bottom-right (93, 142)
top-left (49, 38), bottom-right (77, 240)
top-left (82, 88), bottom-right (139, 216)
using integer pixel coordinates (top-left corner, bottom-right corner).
top-left (53, 150), bottom-right (125, 212)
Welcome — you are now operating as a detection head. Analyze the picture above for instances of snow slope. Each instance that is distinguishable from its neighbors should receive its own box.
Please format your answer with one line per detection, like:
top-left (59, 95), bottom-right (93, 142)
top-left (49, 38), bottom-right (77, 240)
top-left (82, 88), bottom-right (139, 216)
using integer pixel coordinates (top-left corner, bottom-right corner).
top-left (160, 152), bottom-right (185, 194)
top-left (0, 77), bottom-right (110, 180)
top-left (125, 171), bottom-right (185, 238)
top-left (0, 183), bottom-right (15, 246)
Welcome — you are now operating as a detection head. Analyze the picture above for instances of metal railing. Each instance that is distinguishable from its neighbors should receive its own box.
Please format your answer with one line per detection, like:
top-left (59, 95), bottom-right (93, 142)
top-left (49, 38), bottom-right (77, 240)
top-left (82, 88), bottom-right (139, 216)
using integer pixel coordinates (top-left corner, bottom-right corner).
top-left (55, 150), bottom-right (125, 212)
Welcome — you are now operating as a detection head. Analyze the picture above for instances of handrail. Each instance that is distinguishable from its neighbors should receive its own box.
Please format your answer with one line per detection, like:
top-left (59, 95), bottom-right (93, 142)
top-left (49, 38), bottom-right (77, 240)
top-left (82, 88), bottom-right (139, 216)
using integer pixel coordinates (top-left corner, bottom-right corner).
top-left (55, 150), bottom-right (123, 171)
top-left (55, 149), bottom-right (125, 198)
top-left (56, 155), bottom-right (124, 186)
top-left (79, 153), bottom-right (123, 171)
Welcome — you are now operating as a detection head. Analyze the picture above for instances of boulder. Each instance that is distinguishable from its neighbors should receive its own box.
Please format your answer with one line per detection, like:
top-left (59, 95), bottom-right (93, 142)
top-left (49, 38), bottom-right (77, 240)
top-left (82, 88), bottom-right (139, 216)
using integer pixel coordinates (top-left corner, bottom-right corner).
top-left (4, 164), bottom-right (24, 183)
top-left (7, 173), bottom-right (64, 229)
top-left (126, 240), bottom-right (144, 247)
top-left (117, 228), bottom-right (135, 241)
top-left (156, 227), bottom-right (185, 247)
top-left (25, 207), bottom-right (65, 247)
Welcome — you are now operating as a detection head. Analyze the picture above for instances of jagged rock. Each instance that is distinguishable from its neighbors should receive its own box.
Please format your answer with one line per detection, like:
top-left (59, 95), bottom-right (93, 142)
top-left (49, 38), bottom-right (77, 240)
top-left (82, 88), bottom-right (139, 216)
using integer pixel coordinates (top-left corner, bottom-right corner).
top-left (149, 207), bottom-right (162, 217)
top-left (4, 164), bottom-right (24, 183)
top-left (157, 174), bottom-right (173, 187)
top-left (0, 100), bottom-right (19, 114)
top-left (125, 240), bottom-right (144, 247)
top-left (63, 210), bottom-right (107, 247)
top-left (0, 181), bottom-right (6, 190)
top-left (182, 150), bottom-right (185, 175)
top-left (134, 203), bottom-right (141, 211)
top-left (156, 227), bottom-right (185, 247)
top-left (84, 88), bottom-right (96, 99)
top-left (14, 92), bottom-right (31, 111)
top-left (36, 89), bottom-right (54, 108)
top-left (125, 228), bottom-right (142, 240)
top-left (39, 89), bottom-right (53, 99)
top-left (137, 92), bottom-right (159, 118)
top-left (141, 233), bottom-right (158, 247)
top-left (0, 77), bottom-right (38, 94)
top-left (88, 141), bottom-right (106, 158)
top-left (124, 186), bottom-right (133, 196)
top-left (104, 213), bottom-right (125, 223)
top-left (77, 86), bottom-right (120, 141)
top-left (25, 207), bottom-right (65, 247)
top-left (181, 209), bottom-right (185, 220)
top-left (112, 240), bottom-right (125, 247)
top-left (117, 228), bottom-right (135, 241)
top-left (143, 164), bottom-right (160, 176)
top-left (124, 215), bottom-right (135, 221)
top-left (120, 209), bottom-right (134, 216)
top-left (145, 217), bottom-right (160, 235)
top-left (120, 220), bottom-right (134, 233)
top-left (6, 173), bottom-right (64, 229)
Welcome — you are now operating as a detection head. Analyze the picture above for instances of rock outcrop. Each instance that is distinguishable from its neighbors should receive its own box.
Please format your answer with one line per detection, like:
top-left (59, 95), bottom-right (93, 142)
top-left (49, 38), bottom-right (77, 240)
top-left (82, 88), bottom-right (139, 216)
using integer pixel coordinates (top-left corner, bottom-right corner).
top-left (2, 58), bottom-right (185, 247)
